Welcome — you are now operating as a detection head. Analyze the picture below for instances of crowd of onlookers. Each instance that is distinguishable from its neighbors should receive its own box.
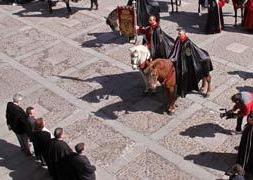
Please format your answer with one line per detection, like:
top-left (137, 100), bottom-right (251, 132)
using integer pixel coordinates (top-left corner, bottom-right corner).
top-left (6, 93), bottom-right (96, 180)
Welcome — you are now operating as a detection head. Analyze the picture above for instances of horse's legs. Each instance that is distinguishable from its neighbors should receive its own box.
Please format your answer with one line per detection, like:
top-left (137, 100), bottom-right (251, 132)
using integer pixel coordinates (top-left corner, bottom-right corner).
top-left (166, 86), bottom-right (177, 114)
top-left (141, 72), bottom-right (150, 94)
top-left (241, 7), bottom-right (244, 24)
top-left (176, 0), bottom-right (178, 12)
top-left (66, 1), bottom-right (71, 13)
top-left (234, 8), bottom-right (237, 26)
top-left (171, 0), bottom-right (174, 13)
top-left (47, 0), bottom-right (53, 13)
top-left (200, 77), bottom-right (207, 93)
top-left (206, 74), bottom-right (211, 97)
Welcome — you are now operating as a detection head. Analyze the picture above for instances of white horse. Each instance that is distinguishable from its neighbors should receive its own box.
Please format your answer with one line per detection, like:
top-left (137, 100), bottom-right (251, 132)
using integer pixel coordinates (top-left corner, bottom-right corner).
top-left (129, 45), bottom-right (157, 94)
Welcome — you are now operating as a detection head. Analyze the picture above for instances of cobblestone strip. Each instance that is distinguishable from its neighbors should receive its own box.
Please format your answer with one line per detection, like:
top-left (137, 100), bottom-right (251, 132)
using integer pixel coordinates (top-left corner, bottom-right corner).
top-left (150, 103), bottom-right (203, 141)
top-left (105, 143), bottom-right (146, 174)
top-left (101, 117), bottom-right (218, 180)
top-left (15, 39), bottom-right (62, 62)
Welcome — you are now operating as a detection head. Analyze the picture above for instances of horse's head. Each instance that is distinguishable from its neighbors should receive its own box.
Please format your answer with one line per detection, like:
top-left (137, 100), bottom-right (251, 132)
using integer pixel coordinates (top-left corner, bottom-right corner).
top-left (144, 63), bottom-right (159, 90)
top-left (106, 8), bottom-right (120, 32)
top-left (129, 45), bottom-right (151, 70)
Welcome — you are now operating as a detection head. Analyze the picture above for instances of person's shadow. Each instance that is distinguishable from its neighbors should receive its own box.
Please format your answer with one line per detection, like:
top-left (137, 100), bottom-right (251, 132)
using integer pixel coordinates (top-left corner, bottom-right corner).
top-left (180, 123), bottom-right (233, 138)
top-left (184, 151), bottom-right (237, 172)
top-left (0, 139), bottom-right (49, 179)
top-left (228, 71), bottom-right (253, 80)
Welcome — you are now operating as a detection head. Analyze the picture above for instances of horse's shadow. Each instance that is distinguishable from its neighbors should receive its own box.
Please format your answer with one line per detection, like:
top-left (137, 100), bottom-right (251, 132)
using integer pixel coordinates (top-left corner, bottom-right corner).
top-left (57, 72), bottom-right (167, 119)
top-left (161, 11), bottom-right (207, 34)
top-left (12, 0), bottom-right (87, 18)
top-left (180, 123), bottom-right (233, 138)
top-left (81, 32), bottom-right (126, 48)
top-left (184, 151), bottom-right (237, 172)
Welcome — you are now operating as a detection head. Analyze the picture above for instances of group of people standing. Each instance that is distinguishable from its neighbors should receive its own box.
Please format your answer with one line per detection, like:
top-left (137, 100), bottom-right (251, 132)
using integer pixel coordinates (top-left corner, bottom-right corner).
top-left (6, 93), bottom-right (96, 180)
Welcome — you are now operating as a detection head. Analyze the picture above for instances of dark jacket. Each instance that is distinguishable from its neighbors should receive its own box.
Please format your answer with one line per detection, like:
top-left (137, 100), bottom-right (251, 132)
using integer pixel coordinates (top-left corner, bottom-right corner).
top-left (47, 138), bottom-right (73, 179)
top-left (6, 102), bottom-right (27, 134)
top-left (31, 130), bottom-right (51, 160)
top-left (58, 153), bottom-right (96, 180)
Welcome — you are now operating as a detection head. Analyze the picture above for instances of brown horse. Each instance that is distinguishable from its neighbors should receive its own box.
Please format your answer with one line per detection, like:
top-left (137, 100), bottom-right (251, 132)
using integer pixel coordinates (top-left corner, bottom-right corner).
top-left (144, 59), bottom-right (177, 114)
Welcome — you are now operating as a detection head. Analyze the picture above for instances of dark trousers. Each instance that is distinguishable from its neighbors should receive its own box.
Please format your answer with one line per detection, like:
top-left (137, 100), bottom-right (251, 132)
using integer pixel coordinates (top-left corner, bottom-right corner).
top-left (236, 116), bottom-right (243, 131)
top-left (90, 0), bottom-right (98, 9)
top-left (16, 133), bottom-right (31, 155)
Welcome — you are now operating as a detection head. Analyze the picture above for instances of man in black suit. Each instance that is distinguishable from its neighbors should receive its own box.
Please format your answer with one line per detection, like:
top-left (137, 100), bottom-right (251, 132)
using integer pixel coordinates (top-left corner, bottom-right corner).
top-left (58, 142), bottom-right (96, 180)
top-left (47, 127), bottom-right (73, 180)
top-left (6, 93), bottom-right (32, 156)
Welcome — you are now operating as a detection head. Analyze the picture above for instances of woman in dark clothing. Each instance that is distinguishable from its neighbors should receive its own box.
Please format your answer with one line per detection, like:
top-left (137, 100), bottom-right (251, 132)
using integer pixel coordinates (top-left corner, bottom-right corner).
top-left (205, 0), bottom-right (227, 34)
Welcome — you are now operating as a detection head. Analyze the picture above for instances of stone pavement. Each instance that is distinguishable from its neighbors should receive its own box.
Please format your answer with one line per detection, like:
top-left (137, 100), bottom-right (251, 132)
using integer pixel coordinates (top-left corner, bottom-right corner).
top-left (0, 0), bottom-right (253, 179)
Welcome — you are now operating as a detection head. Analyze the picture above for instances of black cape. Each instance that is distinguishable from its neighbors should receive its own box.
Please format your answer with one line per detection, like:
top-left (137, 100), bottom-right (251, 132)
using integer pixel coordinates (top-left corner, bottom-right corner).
top-left (169, 37), bottom-right (213, 97)
top-left (205, 0), bottom-right (224, 34)
top-left (236, 124), bottom-right (253, 174)
top-left (127, 0), bottom-right (160, 27)
top-left (31, 130), bottom-right (51, 162)
top-left (6, 102), bottom-right (28, 134)
top-left (58, 153), bottom-right (96, 180)
top-left (149, 26), bottom-right (175, 59)
top-left (47, 139), bottom-right (73, 179)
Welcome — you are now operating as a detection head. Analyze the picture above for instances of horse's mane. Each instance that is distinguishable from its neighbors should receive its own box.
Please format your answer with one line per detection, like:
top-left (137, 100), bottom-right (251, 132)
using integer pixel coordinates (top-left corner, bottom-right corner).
top-left (129, 45), bottom-right (151, 64)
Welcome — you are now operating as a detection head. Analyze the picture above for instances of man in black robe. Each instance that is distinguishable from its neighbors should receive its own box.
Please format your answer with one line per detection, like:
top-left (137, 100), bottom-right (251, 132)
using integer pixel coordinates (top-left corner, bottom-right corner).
top-left (169, 29), bottom-right (213, 98)
top-left (236, 112), bottom-right (253, 178)
top-left (205, 0), bottom-right (226, 34)
top-left (127, 0), bottom-right (160, 27)
top-left (137, 15), bottom-right (174, 59)
top-left (47, 127), bottom-right (73, 180)
top-left (31, 118), bottom-right (51, 166)
top-left (58, 143), bottom-right (96, 180)
top-left (6, 93), bottom-right (32, 156)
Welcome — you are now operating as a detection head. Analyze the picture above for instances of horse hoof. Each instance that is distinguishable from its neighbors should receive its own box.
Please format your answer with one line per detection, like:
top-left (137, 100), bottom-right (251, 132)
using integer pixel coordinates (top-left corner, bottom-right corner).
top-left (142, 91), bottom-right (149, 97)
top-left (204, 93), bottom-right (210, 98)
top-left (167, 111), bottom-right (175, 116)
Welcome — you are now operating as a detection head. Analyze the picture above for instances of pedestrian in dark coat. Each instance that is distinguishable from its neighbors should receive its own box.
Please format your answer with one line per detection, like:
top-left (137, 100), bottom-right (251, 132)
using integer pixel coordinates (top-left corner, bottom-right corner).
top-left (58, 143), bottom-right (96, 180)
top-left (31, 118), bottom-right (51, 166)
top-left (6, 93), bottom-right (31, 156)
top-left (47, 127), bottom-right (73, 180)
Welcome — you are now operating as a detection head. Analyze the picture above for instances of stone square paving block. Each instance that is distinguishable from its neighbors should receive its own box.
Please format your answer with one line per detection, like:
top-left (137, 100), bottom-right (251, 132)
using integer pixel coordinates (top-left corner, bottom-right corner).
top-left (0, 28), bottom-right (56, 58)
top-left (63, 116), bottom-right (134, 167)
top-left (116, 149), bottom-right (198, 180)
top-left (22, 88), bottom-right (77, 129)
top-left (19, 41), bottom-right (94, 77)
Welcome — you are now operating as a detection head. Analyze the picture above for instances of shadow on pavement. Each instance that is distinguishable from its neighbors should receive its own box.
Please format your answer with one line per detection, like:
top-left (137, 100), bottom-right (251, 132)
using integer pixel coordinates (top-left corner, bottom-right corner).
top-left (184, 151), bottom-right (237, 172)
top-left (5, 0), bottom-right (88, 18)
top-left (160, 11), bottom-right (207, 34)
top-left (236, 86), bottom-right (253, 92)
top-left (57, 72), bottom-right (167, 119)
top-left (0, 139), bottom-right (49, 180)
top-left (228, 70), bottom-right (253, 80)
top-left (81, 32), bottom-right (127, 48)
top-left (180, 123), bottom-right (233, 138)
